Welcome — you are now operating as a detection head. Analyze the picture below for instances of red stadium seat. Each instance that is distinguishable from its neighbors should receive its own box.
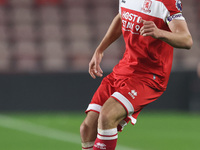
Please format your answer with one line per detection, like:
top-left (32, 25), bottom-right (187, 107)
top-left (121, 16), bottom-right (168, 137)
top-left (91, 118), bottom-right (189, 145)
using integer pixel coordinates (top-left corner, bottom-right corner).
top-left (11, 8), bottom-right (36, 24)
top-left (41, 41), bottom-right (67, 72)
top-left (0, 42), bottom-right (11, 71)
top-left (9, 0), bottom-right (33, 7)
top-left (39, 6), bottom-right (61, 23)
top-left (12, 24), bottom-right (36, 41)
top-left (0, 0), bottom-right (7, 5)
top-left (35, 0), bottom-right (62, 5)
top-left (39, 24), bottom-right (63, 40)
top-left (13, 41), bottom-right (40, 72)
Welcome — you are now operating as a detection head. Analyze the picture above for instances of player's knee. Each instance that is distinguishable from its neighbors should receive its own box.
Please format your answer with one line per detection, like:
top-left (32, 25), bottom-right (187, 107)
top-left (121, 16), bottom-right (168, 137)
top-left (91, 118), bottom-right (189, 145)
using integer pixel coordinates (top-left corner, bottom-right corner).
top-left (80, 120), bottom-right (98, 143)
top-left (80, 120), bottom-right (95, 135)
top-left (81, 112), bottom-right (98, 132)
top-left (80, 121), bottom-right (88, 136)
top-left (98, 111), bottom-right (115, 128)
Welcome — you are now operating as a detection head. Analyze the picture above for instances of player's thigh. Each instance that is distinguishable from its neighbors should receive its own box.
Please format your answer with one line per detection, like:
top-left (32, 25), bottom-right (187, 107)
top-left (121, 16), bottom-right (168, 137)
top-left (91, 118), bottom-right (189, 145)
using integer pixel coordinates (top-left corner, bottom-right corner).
top-left (99, 97), bottom-right (127, 128)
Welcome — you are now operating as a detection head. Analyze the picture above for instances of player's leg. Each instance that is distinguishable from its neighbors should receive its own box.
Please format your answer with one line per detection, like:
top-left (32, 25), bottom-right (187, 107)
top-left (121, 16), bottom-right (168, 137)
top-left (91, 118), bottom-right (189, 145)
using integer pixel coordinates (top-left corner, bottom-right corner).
top-left (98, 97), bottom-right (127, 129)
top-left (93, 97), bottom-right (127, 150)
top-left (80, 111), bottom-right (99, 150)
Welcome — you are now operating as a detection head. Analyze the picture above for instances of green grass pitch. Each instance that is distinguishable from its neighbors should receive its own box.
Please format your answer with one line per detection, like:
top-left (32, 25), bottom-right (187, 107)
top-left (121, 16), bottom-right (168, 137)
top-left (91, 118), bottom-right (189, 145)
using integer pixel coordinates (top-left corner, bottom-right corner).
top-left (0, 111), bottom-right (199, 150)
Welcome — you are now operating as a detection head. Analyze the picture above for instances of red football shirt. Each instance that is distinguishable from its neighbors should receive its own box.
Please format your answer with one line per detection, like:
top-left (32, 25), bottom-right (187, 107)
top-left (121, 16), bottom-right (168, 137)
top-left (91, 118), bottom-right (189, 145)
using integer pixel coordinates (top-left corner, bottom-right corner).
top-left (113, 0), bottom-right (185, 91)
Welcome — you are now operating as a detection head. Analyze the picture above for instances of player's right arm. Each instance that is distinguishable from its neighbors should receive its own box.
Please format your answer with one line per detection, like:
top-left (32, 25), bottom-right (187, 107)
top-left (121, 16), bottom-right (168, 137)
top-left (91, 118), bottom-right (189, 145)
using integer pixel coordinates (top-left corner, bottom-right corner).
top-left (89, 13), bottom-right (122, 79)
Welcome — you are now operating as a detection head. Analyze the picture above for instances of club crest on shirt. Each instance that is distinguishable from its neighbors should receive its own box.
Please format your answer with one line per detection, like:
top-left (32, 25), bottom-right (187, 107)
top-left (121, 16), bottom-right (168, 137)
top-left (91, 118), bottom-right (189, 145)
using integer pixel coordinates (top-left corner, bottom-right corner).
top-left (141, 0), bottom-right (152, 13)
top-left (176, 0), bottom-right (183, 12)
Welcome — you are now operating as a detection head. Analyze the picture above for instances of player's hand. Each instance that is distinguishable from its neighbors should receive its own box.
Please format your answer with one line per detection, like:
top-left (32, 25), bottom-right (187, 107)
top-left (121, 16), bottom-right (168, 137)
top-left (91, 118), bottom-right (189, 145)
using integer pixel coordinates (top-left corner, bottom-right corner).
top-left (140, 19), bottom-right (162, 39)
top-left (89, 51), bottom-right (104, 79)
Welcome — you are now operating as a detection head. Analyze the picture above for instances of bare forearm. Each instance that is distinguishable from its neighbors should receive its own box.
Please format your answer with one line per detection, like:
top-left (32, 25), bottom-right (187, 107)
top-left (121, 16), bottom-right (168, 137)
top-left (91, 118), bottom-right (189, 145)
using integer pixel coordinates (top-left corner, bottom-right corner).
top-left (96, 14), bottom-right (122, 53)
top-left (140, 19), bottom-right (193, 50)
top-left (159, 29), bottom-right (193, 49)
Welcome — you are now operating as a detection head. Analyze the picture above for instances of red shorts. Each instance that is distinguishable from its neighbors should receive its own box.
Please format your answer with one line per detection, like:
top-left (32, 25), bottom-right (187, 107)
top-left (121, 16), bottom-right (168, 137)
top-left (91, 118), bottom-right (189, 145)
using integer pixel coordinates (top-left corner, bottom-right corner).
top-left (86, 72), bottom-right (164, 131)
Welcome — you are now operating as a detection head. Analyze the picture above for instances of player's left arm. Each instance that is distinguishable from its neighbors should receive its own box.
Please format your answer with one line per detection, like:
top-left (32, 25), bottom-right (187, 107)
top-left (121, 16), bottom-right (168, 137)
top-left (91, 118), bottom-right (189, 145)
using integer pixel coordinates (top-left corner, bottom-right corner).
top-left (140, 19), bottom-right (193, 49)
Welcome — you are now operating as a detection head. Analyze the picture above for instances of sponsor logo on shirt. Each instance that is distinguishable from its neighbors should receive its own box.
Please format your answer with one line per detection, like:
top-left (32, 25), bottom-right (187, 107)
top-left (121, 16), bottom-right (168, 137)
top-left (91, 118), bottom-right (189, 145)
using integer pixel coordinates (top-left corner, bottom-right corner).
top-left (121, 11), bottom-right (142, 34)
top-left (176, 0), bottom-right (182, 12)
top-left (141, 0), bottom-right (152, 13)
top-left (128, 90), bottom-right (137, 100)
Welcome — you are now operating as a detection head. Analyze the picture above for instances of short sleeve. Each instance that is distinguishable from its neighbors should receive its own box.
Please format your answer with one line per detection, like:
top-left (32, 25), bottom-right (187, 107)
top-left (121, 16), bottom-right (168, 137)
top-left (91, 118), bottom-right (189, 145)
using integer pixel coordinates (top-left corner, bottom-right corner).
top-left (163, 0), bottom-right (185, 24)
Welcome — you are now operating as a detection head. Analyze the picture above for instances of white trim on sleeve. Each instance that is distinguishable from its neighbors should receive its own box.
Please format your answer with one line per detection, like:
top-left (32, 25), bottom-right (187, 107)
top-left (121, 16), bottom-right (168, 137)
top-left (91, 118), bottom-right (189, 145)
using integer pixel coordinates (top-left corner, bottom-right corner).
top-left (119, 0), bottom-right (121, 14)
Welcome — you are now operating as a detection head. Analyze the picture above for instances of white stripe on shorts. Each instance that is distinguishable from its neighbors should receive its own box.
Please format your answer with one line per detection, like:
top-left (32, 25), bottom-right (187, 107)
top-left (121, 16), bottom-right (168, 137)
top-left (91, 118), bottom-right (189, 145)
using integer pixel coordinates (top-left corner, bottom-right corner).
top-left (112, 92), bottom-right (134, 116)
top-left (128, 116), bottom-right (137, 125)
top-left (86, 104), bottom-right (102, 113)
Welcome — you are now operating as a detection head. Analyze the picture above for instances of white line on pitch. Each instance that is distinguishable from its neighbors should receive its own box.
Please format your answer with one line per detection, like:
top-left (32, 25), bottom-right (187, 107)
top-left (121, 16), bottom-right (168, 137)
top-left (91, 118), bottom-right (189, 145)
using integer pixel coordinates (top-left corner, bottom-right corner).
top-left (0, 115), bottom-right (137, 150)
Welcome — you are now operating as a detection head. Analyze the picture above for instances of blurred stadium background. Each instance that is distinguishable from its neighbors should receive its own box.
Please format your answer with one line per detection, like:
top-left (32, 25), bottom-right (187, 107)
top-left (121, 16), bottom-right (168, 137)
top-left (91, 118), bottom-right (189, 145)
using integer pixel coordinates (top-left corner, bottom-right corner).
top-left (0, 0), bottom-right (199, 150)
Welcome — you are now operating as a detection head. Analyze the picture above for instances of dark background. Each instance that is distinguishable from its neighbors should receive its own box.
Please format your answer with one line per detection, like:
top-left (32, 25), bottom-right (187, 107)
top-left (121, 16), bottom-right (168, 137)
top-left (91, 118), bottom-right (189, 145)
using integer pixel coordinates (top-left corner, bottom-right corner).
top-left (0, 71), bottom-right (199, 112)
